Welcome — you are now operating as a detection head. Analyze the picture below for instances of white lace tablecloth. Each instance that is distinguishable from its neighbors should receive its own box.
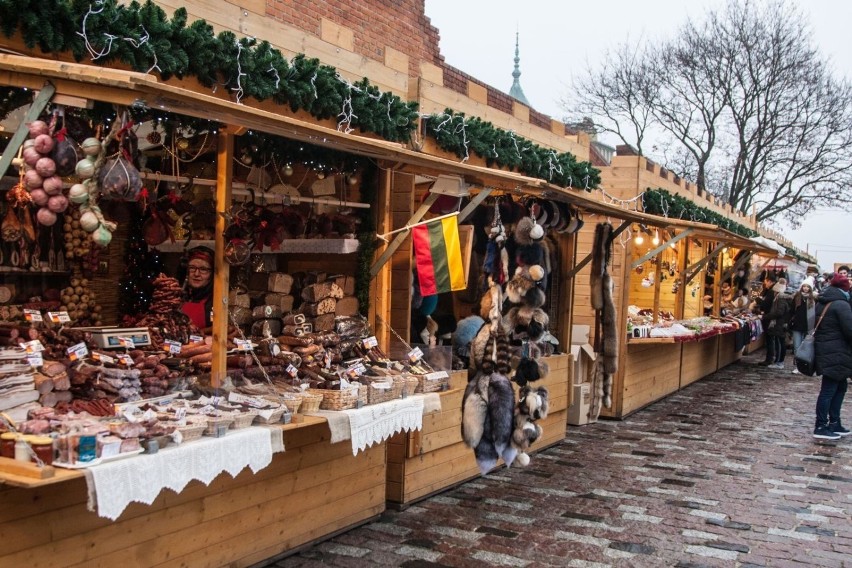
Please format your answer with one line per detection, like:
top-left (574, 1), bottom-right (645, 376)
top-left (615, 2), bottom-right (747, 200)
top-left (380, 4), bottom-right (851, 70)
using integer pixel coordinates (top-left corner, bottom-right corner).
top-left (306, 393), bottom-right (441, 455)
top-left (84, 426), bottom-right (283, 520)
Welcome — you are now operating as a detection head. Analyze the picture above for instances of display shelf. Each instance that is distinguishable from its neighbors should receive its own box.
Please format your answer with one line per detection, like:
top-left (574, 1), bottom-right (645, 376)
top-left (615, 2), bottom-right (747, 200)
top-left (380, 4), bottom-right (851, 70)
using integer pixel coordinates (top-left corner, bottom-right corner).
top-left (0, 267), bottom-right (70, 276)
top-left (154, 238), bottom-right (360, 254)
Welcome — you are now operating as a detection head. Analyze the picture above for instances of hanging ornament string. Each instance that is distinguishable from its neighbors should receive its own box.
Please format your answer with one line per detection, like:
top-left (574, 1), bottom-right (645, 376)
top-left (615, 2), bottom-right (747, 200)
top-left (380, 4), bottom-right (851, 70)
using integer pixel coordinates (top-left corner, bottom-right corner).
top-left (373, 312), bottom-right (436, 374)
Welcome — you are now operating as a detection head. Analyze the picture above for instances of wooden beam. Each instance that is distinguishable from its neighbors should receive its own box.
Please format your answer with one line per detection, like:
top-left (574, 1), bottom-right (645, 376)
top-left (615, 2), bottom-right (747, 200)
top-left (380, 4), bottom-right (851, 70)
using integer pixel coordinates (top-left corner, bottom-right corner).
top-left (0, 82), bottom-right (54, 178)
top-left (630, 229), bottom-right (693, 269)
top-left (211, 126), bottom-right (235, 388)
top-left (652, 252), bottom-right (663, 324)
top-left (684, 243), bottom-right (726, 284)
top-left (564, 220), bottom-right (630, 281)
top-left (721, 251), bottom-right (753, 283)
top-left (675, 238), bottom-right (688, 320)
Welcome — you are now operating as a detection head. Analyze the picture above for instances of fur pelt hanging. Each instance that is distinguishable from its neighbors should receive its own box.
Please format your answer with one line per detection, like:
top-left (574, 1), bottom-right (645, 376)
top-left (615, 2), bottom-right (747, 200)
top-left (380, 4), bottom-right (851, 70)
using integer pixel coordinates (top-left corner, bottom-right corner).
top-left (601, 272), bottom-right (619, 378)
top-left (509, 341), bottom-right (549, 386)
top-left (461, 372), bottom-right (517, 474)
top-left (589, 358), bottom-right (606, 420)
top-left (505, 305), bottom-right (550, 342)
top-left (510, 385), bottom-right (549, 467)
top-left (470, 324), bottom-right (511, 375)
top-left (590, 222), bottom-right (613, 310)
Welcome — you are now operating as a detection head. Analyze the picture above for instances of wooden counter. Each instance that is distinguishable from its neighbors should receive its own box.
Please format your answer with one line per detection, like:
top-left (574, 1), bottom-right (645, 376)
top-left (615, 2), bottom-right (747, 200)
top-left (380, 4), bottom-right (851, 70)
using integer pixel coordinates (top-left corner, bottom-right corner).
top-left (387, 354), bottom-right (571, 508)
top-left (680, 336), bottom-right (721, 387)
top-left (0, 416), bottom-right (386, 568)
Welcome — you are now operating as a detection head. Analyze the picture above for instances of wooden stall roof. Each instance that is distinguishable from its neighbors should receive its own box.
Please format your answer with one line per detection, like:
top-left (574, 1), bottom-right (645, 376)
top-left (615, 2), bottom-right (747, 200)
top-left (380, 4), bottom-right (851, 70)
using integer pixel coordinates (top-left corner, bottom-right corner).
top-left (686, 226), bottom-right (779, 257)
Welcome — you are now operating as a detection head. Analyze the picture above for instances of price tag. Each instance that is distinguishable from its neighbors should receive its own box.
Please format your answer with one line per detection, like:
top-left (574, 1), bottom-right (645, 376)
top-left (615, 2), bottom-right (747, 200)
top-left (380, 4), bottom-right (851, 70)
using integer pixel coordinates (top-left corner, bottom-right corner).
top-left (27, 353), bottom-right (43, 368)
top-left (286, 364), bottom-right (299, 378)
top-left (116, 353), bottom-right (134, 366)
top-left (123, 406), bottom-right (140, 422)
top-left (22, 339), bottom-right (45, 354)
top-left (66, 342), bottom-right (89, 362)
top-left (164, 339), bottom-right (182, 354)
top-left (424, 371), bottom-right (449, 381)
top-left (362, 336), bottom-right (378, 349)
top-left (228, 392), bottom-right (268, 408)
top-left (234, 339), bottom-right (252, 351)
top-left (92, 352), bottom-right (115, 364)
top-left (323, 351), bottom-right (332, 369)
top-left (116, 336), bottom-right (135, 349)
top-left (189, 335), bottom-right (203, 343)
top-left (211, 396), bottom-right (222, 406)
top-left (47, 311), bottom-right (71, 324)
top-left (174, 407), bottom-right (187, 421)
top-left (407, 347), bottom-right (423, 363)
top-left (23, 309), bottom-right (43, 322)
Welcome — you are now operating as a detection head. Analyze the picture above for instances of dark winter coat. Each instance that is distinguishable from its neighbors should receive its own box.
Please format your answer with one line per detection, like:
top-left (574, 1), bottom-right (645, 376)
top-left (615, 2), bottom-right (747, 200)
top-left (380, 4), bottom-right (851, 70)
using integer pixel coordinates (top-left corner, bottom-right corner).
top-left (765, 292), bottom-right (792, 337)
top-left (814, 286), bottom-right (852, 380)
top-left (790, 292), bottom-right (815, 333)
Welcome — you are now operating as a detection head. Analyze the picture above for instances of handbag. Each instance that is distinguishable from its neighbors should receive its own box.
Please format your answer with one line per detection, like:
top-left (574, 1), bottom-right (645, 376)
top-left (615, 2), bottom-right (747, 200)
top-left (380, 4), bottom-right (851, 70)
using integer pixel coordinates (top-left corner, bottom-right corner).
top-left (794, 302), bottom-right (833, 376)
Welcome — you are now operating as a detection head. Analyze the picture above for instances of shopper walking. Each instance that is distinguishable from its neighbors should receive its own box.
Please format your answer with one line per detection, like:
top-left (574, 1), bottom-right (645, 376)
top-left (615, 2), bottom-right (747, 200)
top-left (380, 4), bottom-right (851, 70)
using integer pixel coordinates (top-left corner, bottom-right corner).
top-left (764, 277), bottom-right (792, 369)
top-left (790, 277), bottom-right (817, 374)
top-left (758, 272), bottom-right (778, 366)
top-left (812, 273), bottom-right (852, 440)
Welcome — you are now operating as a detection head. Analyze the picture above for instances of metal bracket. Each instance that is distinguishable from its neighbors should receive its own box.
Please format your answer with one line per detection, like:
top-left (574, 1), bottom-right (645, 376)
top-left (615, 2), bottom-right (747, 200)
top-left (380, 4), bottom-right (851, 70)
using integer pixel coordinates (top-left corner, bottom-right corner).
top-left (0, 83), bottom-right (56, 178)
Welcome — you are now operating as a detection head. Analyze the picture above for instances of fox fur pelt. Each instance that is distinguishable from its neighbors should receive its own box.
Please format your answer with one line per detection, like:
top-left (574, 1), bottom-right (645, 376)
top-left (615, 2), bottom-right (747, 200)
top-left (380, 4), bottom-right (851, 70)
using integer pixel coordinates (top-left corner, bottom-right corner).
top-left (590, 222), bottom-right (613, 310)
top-left (461, 372), bottom-right (517, 474)
top-left (601, 272), bottom-right (619, 378)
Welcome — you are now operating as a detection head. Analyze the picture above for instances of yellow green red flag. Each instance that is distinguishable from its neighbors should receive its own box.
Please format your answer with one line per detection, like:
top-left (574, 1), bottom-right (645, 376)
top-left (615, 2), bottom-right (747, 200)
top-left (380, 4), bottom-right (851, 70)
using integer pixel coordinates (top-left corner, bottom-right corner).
top-left (412, 215), bottom-right (466, 296)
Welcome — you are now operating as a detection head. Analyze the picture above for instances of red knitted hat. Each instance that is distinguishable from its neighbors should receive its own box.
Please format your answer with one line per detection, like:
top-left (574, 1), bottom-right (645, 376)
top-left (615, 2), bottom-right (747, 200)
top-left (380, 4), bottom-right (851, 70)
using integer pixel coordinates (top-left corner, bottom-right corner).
top-left (830, 273), bottom-right (850, 291)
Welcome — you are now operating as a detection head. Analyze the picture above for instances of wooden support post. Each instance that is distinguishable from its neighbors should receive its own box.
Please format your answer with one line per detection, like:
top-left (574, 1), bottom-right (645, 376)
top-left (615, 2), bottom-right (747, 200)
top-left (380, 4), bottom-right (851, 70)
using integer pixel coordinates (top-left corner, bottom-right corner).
top-left (372, 168), bottom-right (393, 352)
top-left (211, 126), bottom-right (236, 388)
top-left (653, 252), bottom-right (663, 324)
top-left (0, 83), bottom-right (55, 178)
top-left (712, 245), bottom-right (724, 317)
top-left (675, 239), bottom-right (688, 320)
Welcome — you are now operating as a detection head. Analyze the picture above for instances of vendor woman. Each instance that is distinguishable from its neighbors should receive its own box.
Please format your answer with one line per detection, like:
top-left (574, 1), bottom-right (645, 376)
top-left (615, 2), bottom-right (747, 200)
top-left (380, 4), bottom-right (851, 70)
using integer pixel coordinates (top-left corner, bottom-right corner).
top-left (181, 246), bottom-right (214, 330)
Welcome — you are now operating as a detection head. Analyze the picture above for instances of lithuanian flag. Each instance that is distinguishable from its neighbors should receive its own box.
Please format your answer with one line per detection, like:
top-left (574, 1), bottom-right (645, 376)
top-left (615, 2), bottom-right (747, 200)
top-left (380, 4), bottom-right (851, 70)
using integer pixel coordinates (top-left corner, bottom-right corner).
top-left (412, 215), bottom-right (466, 296)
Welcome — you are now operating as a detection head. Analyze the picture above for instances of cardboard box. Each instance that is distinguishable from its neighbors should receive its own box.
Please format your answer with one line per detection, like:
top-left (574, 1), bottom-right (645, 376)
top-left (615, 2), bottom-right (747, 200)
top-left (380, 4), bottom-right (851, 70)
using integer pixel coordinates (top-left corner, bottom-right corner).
top-left (567, 383), bottom-right (596, 426)
top-left (571, 324), bottom-right (590, 345)
top-left (569, 343), bottom-right (596, 385)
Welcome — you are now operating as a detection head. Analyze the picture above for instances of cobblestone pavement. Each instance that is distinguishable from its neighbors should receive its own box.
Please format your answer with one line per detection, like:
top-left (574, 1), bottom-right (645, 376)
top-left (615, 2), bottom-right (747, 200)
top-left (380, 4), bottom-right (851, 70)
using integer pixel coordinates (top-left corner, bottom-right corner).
top-left (268, 353), bottom-right (852, 567)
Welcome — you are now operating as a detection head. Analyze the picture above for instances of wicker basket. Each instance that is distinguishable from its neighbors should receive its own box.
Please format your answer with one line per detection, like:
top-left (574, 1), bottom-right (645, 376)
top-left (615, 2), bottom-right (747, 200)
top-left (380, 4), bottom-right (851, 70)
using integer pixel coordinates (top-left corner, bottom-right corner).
top-left (414, 371), bottom-right (449, 393)
top-left (300, 392), bottom-right (323, 413)
top-left (230, 411), bottom-right (258, 429)
top-left (366, 378), bottom-right (403, 405)
top-left (400, 374), bottom-right (419, 397)
top-left (253, 406), bottom-right (286, 425)
top-left (174, 423), bottom-right (206, 443)
top-left (278, 392), bottom-right (303, 414)
top-left (204, 416), bottom-right (235, 436)
top-left (309, 385), bottom-right (367, 411)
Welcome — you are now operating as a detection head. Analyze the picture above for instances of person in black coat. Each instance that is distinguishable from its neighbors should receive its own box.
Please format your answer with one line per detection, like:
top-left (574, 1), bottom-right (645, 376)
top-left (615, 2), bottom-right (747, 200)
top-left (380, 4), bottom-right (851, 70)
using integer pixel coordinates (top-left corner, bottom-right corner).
top-left (758, 272), bottom-right (778, 365)
top-left (812, 273), bottom-right (852, 440)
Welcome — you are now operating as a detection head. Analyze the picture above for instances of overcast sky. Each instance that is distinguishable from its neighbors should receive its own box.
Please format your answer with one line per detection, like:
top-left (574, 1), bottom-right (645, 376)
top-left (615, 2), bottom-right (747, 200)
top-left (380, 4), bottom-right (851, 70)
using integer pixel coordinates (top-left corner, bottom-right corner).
top-left (424, 0), bottom-right (852, 270)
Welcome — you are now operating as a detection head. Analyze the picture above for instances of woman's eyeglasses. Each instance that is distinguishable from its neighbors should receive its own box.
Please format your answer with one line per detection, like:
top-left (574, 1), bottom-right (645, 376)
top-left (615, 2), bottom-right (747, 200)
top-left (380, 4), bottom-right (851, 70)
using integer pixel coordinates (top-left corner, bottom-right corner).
top-left (188, 265), bottom-right (211, 274)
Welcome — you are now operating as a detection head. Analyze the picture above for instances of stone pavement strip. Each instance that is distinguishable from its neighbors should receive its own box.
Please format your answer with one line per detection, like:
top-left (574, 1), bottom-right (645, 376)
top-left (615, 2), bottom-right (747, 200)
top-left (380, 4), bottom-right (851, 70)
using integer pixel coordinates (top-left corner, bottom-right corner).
top-left (262, 353), bottom-right (852, 567)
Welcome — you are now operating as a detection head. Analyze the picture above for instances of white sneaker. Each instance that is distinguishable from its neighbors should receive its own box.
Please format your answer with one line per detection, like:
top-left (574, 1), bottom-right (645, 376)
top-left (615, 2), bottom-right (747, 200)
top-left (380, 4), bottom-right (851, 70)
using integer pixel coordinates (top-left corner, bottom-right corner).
top-left (792, 368), bottom-right (799, 374)
top-left (770, 363), bottom-right (784, 369)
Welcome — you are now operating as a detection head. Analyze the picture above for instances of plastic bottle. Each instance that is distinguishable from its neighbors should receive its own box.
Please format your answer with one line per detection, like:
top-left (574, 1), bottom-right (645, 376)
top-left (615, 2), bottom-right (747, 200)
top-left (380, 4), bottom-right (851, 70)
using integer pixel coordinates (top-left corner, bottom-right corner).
top-left (14, 436), bottom-right (29, 462)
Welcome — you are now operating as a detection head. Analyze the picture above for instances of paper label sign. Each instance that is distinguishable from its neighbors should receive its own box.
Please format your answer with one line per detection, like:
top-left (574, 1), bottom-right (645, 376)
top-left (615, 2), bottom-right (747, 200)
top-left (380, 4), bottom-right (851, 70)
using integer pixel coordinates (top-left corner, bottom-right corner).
top-left (323, 352), bottom-right (331, 369)
top-left (92, 352), bottom-right (115, 364)
top-left (116, 336), bottom-right (135, 349)
top-left (228, 392), bottom-right (269, 409)
top-left (286, 364), bottom-right (299, 378)
top-left (47, 311), bottom-right (71, 324)
top-left (22, 340), bottom-right (44, 354)
top-left (23, 309), bottom-right (43, 322)
top-left (189, 335), bottom-right (203, 343)
top-left (27, 354), bottom-right (43, 367)
top-left (424, 371), bottom-right (449, 381)
top-left (234, 339), bottom-right (252, 351)
top-left (116, 353), bottom-right (134, 366)
top-left (164, 340), bottom-right (182, 354)
top-left (66, 342), bottom-right (89, 361)
top-left (362, 336), bottom-right (378, 349)
top-left (407, 347), bottom-right (423, 363)
top-left (174, 407), bottom-right (187, 421)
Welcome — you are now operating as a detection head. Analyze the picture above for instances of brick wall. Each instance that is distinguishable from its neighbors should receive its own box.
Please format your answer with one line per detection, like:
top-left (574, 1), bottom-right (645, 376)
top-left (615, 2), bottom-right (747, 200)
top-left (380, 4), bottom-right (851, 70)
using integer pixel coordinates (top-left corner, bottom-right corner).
top-left (266, 0), bottom-right (444, 79)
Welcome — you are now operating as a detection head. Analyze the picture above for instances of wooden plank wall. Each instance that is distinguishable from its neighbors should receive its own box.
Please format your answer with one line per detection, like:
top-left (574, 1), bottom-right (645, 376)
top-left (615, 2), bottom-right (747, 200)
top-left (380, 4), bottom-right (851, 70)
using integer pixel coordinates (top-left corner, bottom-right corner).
top-left (387, 356), bottom-right (570, 506)
top-left (0, 422), bottom-right (386, 568)
top-left (680, 337), bottom-right (720, 387)
top-left (717, 332), bottom-right (743, 369)
top-left (388, 172), bottom-right (416, 347)
top-left (620, 343), bottom-right (682, 417)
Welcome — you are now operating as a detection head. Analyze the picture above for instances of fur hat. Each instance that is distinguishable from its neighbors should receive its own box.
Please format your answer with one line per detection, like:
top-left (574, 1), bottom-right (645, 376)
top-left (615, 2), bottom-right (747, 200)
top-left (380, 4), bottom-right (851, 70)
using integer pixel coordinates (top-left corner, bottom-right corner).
top-left (505, 267), bottom-right (546, 308)
top-left (772, 278), bottom-right (788, 294)
top-left (513, 216), bottom-right (544, 245)
top-left (505, 305), bottom-right (550, 341)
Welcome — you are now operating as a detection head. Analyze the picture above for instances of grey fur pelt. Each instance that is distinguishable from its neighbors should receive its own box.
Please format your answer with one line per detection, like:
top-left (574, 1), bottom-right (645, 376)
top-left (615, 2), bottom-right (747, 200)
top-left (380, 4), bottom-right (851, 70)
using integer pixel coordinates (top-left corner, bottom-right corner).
top-left (461, 372), bottom-right (517, 474)
top-left (601, 272), bottom-right (619, 377)
top-left (590, 222), bottom-right (613, 310)
top-left (589, 358), bottom-right (605, 420)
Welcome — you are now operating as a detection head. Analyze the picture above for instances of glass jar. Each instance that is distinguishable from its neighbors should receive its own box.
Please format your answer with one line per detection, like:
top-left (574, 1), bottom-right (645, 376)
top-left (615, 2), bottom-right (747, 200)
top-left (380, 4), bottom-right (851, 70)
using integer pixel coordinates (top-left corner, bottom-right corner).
top-left (0, 432), bottom-right (16, 458)
top-left (29, 436), bottom-right (54, 466)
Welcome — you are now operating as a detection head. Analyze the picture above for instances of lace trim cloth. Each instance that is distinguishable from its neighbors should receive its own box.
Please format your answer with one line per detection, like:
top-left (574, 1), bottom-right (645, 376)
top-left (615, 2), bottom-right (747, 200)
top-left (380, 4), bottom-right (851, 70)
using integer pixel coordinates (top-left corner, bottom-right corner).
top-left (84, 426), bottom-right (284, 520)
top-left (306, 393), bottom-right (441, 455)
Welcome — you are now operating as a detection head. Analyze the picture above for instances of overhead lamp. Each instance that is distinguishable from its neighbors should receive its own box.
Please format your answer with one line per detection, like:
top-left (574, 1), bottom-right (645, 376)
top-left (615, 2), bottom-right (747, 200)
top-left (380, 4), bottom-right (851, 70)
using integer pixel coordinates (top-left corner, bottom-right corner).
top-left (430, 175), bottom-right (469, 197)
top-left (652, 229), bottom-right (660, 246)
top-left (634, 233), bottom-right (644, 245)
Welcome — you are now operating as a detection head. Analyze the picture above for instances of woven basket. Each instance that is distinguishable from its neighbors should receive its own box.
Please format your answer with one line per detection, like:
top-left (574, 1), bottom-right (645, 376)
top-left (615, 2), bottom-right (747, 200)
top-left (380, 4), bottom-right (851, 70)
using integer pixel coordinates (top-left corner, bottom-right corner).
top-left (400, 375), bottom-right (419, 397)
top-left (175, 423), bottom-right (206, 443)
top-left (300, 392), bottom-right (323, 413)
top-left (230, 411), bottom-right (258, 429)
top-left (415, 372), bottom-right (449, 393)
top-left (309, 385), bottom-right (367, 411)
top-left (253, 406), bottom-right (286, 424)
top-left (278, 392), bottom-right (303, 414)
top-left (204, 416), bottom-right (235, 436)
top-left (366, 378), bottom-right (403, 405)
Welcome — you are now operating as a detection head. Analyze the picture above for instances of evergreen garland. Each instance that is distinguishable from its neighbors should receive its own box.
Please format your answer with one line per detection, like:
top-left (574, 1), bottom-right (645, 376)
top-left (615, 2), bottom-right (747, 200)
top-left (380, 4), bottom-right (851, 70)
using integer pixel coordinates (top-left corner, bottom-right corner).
top-left (642, 188), bottom-right (758, 238)
top-left (423, 109), bottom-right (601, 189)
top-left (0, 0), bottom-right (419, 142)
top-left (355, 164), bottom-right (378, 316)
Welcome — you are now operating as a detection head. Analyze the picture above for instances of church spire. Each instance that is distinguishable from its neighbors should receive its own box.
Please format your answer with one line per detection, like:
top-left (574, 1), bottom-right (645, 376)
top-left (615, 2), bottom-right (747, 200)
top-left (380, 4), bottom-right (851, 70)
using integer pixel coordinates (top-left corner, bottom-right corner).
top-left (509, 31), bottom-right (531, 107)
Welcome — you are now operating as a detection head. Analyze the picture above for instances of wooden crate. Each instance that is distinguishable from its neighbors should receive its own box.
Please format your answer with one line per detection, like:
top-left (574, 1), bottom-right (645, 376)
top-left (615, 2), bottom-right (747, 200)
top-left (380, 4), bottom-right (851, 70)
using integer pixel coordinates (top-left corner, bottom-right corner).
top-left (680, 336), bottom-right (720, 387)
top-left (0, 417), bottom-right (386, 568)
